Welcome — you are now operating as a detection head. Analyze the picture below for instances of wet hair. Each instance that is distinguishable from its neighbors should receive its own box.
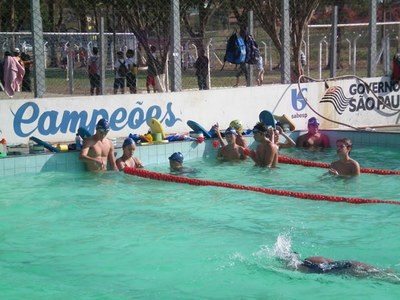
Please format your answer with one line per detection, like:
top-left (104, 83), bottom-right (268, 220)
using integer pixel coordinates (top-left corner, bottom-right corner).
top-left (253, 122), bottom-right (268, 133)
top-left (336, 138), bottom-right (352, 148)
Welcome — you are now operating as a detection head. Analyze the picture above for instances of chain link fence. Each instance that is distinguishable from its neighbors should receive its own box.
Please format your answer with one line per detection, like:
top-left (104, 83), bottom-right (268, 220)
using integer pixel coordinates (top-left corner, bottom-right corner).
top-left (0, 0), bottom-right (399, 99)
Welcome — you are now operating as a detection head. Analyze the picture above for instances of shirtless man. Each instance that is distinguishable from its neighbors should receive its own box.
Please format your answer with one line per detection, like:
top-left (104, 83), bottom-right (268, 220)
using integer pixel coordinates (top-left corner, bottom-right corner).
top-left (116, 138), bottom-right (143, 171)
top-left (296, 117), bottom-right (330, 148)
top-left (79, 118), bottom-right (118, 171)
top-left (329, 138), bottom-right (360, 176)
top-left (216, 127), bottom-right (248, 161)
top-left (249, 122), bottom-right (278, 168)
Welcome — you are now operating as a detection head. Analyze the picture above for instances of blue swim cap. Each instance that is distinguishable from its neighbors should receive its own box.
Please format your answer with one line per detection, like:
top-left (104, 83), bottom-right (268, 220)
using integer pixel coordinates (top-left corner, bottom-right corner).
top-left (96, 118), bottom-right (110, 130)
top-left (122, 137), bottom-right (135, 148)
top-left (225, 127), bottom-right (238, 136)
top-left (169, 152), bottom-right (184, 163)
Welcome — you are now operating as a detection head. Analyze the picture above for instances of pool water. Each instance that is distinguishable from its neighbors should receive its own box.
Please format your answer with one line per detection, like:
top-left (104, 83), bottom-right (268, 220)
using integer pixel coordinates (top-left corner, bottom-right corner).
top-left (1, 146), bottom-right (400, 299)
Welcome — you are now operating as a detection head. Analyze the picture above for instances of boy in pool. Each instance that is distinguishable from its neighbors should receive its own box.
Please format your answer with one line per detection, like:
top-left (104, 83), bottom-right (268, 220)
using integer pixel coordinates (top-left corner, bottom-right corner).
top-left (79, 118), bottom-right (118, 171)
top-left (168, 152), bottom-right (195, 174)
top-left (270, 125), bottom-right (296, 149)
top-left (216, 127), bottom-right (248, 161)
top-left (329, 138), bottom-right (360, 176)
top-left (212, 120), bottom-right (247, 148)
top-left (116, 138), bottom-right (144, 171)
top-left (249, 122), bottom-right (278, 168)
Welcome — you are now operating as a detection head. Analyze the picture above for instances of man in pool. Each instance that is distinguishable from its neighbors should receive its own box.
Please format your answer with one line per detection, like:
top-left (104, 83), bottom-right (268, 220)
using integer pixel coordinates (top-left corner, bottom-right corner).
top-left (116, 138), bottom-right (144, 171)
top-left (216, 127), bottom-right (248, 161)
top-left (80, 118), bottom-right (118, 171)
top-left (329, 138), bottom-right (360, 176)
top-left (296, 117), bottom-right (330, 148)
top-left (249, 122), bottom-right (278, 168)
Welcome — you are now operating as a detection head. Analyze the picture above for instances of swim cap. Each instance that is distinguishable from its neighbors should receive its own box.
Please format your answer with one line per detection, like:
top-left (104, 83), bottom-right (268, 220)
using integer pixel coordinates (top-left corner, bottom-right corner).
top-left (308, 117), bottom-right (320, 126)
top-left (96, 118), bottom-right (110, 130)
top-left (224, 127), bottom-right (238, 136)
top-left (122, 137), bottom-right (135, 148)
top-left (230, 119), bottom-right (243, 133)
top-left (169, 152), bottom-right (184, 163)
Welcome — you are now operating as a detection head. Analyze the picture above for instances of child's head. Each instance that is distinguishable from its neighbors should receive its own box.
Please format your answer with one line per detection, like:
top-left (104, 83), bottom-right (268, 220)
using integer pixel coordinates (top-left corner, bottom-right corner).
top-left (168, 152), bottom-right (184, 170)
top-left (116, 51), bottom-right (124, 58)
top-left (122, 138), bottom-right (136, 155)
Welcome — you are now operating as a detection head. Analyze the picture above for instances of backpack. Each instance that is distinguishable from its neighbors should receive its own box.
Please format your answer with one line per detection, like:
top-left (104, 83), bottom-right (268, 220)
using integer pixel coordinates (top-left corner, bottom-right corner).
top-left (222, 31), bottom-right (246, 69)
top-left (245, 34), bottom-right (260, 65)
top-left (117, 60), bottom-right (128, 77)
top-left (391, 53), bottom-right (400, 82)
top-left (88, 56), bottom-right (98, 75)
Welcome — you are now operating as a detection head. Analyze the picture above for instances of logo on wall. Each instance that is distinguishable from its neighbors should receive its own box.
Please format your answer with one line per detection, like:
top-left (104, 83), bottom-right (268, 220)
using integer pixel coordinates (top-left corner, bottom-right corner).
top-left (320, 86), bottom-right (352, 115)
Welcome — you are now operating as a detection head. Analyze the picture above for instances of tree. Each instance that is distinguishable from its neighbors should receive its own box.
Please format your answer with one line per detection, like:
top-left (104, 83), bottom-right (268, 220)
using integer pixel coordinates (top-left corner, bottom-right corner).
top-left (248, 0), bottom-right (320, 80)
top-left (180, 0), bottom-right (224, 51)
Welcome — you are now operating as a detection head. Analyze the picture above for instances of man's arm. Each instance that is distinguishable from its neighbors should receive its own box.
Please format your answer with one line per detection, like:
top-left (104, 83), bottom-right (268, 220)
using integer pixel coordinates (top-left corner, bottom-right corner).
top-left (108, 142), bottom-right (118, 171)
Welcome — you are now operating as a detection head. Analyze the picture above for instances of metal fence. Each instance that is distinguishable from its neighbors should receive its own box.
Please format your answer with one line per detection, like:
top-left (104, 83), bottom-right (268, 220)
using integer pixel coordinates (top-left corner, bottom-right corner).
top-left (0, 0), bottom-right (399, 99)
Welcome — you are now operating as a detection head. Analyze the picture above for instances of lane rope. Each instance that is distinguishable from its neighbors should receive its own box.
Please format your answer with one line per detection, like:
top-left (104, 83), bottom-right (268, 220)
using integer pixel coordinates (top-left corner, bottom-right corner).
top-left (123, 167), bottom-right (400, 205)
top-left (278, 156), bottom-right (400, 175)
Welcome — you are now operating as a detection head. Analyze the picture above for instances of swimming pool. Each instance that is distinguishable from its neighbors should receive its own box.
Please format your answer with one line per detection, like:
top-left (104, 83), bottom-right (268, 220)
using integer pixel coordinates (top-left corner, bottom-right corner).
top-left (1, 144), bottom-right (399, 299)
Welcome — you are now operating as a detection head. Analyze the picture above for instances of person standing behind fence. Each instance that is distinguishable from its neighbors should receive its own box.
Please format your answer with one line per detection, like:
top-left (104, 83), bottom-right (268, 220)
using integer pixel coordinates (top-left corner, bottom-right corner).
top-left (114, 51), bottom-right (127, 94)
top-left (194, 48), bottom-right (209, 90)
top-left (233, 29), bottom-right (248, 87)
top-left (126, 49), bottom-right (138, 94)
top-left (146, 45), bottom-right (159, 93)
top-left (256, 55), bottom-right (264, 86)
top-left (88, 47), bottom-right (100, 96)
top-left (20, 52), bottom-right (33, 92)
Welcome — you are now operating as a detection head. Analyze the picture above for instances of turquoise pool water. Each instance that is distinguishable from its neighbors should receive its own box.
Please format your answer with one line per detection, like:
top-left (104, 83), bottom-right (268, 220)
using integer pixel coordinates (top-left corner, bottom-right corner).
top-left (1, 146), bottom-right (400, 299)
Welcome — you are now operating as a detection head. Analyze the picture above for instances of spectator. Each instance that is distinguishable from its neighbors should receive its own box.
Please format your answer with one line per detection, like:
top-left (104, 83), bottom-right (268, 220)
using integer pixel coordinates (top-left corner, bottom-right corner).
top-left (20, 52), bottom-right (33, 92)
top-left (146, 45), bottom-right (159, 93)
top-left (256, 55), bottom-right (264, 86)
top-left (2, 51), bottom-right (25, 97)
top-left (233, 28), bottom-right (248, 87)
top-left (114, 51), bottom-right (127, 94)
top-left (126, 49), bottom-right (138, 94)
top-left (194, 48), bottom-right (209, 90)
top-left (88, 47), bottom-right (100, 96)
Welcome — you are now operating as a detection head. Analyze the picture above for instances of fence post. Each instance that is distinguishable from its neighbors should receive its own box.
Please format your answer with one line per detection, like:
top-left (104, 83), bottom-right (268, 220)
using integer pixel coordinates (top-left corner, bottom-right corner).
top-left (170, 0), bottom-right (182, 92)
top-left (30, 0), bottom-right (46, 98)
top-left (368, 0), bottom-right (377, 77)
top-left (281, 0), bottom-right (290, 84)
top-left (99, 17), bottom-right (106, 95)
top-left (330, 5), bottom-right (338, 78)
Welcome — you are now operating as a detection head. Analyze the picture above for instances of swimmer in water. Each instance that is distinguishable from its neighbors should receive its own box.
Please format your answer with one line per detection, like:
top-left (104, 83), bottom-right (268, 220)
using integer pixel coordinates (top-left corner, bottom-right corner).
top-left (296, 117), bottom-right (330, 148)
top-left (287, 252), bottom-right (381, 277)
top-left (116, 138), bottom-right (144, 171)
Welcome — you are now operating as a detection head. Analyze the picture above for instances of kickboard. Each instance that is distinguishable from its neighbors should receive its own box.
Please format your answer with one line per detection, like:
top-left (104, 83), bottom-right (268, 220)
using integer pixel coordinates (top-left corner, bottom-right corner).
top-left (259, 110), bottom-right (276, 129)
top-left (148, 118), bottom-right (166, 139)
top-left (30, 136), bottom-right (60, 152)
top-left (274, 114), bottom-right (296, 131)
top-left (186, 120), bottom-right (212, 138)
